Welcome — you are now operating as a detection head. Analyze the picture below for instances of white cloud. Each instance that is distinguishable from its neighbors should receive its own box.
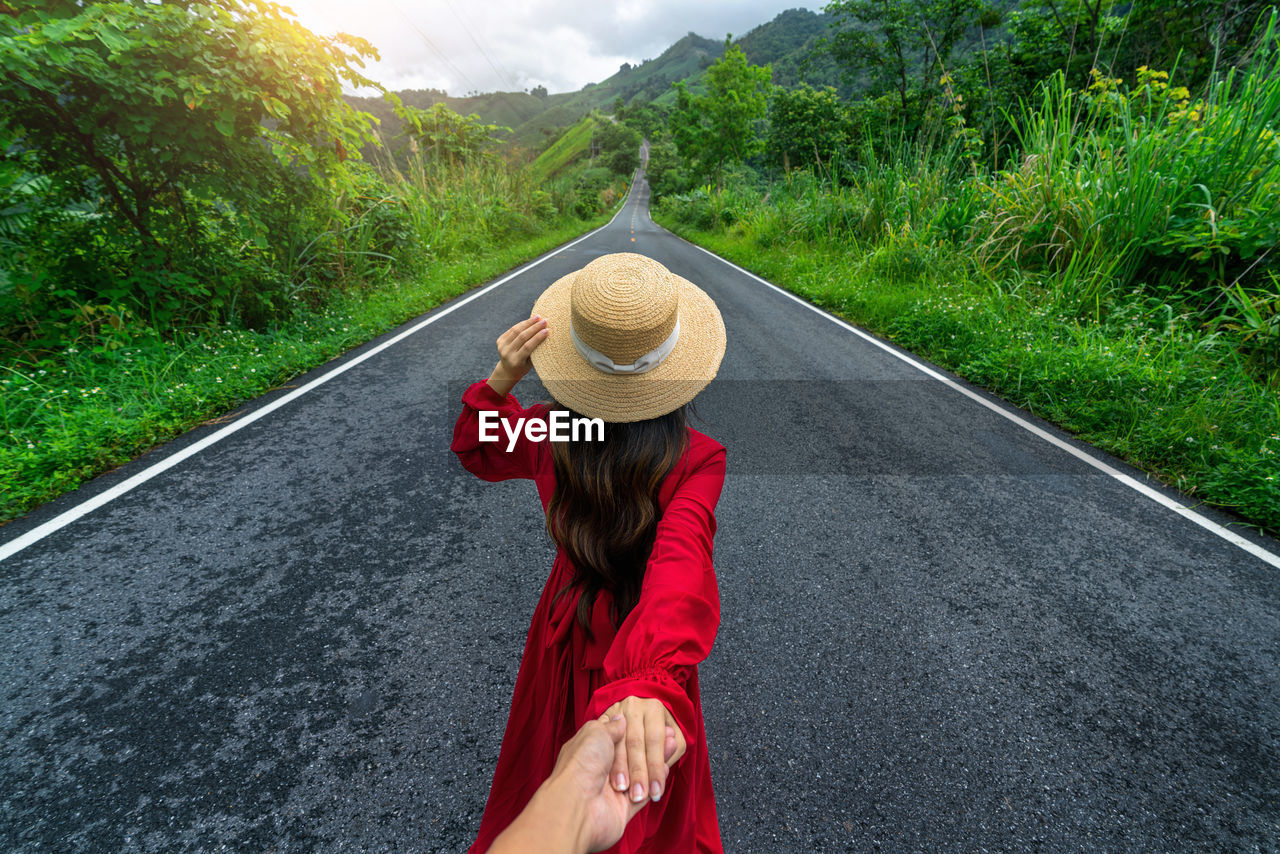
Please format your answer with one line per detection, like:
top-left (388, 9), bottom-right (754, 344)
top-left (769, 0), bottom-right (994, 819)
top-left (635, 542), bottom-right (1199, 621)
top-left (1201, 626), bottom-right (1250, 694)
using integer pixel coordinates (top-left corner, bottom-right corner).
top-left (281, 0), bottom-right (827, 95)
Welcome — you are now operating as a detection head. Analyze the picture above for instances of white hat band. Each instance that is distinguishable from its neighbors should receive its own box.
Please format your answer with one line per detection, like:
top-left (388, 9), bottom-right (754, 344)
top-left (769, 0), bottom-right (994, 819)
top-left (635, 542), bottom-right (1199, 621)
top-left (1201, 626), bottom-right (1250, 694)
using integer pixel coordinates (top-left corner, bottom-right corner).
top-left (569, 316), bottom-right (680, 375)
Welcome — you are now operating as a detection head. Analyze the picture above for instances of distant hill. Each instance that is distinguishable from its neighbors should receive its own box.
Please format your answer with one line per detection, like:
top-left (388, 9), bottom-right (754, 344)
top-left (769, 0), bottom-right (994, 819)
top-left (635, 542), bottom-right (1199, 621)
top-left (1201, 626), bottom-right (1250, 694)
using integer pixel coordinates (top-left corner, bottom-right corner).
top-left (737, 8), bottom-right (849, 96)
top-left (528, 114), bottom-right (596, 182)
top-left (348, 9), bottom-right (842, 154)
top-left (346, 5), bottom-right (1008, 161)
top-left (347, 87), bottom-right (568, 158)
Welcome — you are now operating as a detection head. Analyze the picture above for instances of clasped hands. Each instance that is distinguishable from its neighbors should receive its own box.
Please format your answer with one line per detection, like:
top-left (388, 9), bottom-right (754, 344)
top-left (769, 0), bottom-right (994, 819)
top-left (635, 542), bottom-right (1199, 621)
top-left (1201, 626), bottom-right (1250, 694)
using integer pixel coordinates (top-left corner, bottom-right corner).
top-left (558, 695), bottom-right (688, 851)
top-left (488, 695), bottom-right (688, 854)
top-left (601, 695), bottom-right (687, 805)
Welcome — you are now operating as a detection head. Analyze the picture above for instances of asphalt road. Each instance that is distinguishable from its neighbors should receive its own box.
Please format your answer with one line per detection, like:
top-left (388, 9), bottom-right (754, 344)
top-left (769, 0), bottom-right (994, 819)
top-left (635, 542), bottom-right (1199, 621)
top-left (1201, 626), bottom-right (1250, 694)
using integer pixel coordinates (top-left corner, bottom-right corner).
top-left (2, 173), bottom-right (1278, 852)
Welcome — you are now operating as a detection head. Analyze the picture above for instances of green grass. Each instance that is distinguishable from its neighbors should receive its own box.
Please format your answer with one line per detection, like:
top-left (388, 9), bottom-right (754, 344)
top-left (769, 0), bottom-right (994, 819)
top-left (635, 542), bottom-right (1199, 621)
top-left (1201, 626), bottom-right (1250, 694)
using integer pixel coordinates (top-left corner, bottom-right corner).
top-left (0, 213), bottom-right (611, 524)
top-left (655, 213), bottom-right (1280, 538)
top-left (529, 115), bottom-right (597, 183)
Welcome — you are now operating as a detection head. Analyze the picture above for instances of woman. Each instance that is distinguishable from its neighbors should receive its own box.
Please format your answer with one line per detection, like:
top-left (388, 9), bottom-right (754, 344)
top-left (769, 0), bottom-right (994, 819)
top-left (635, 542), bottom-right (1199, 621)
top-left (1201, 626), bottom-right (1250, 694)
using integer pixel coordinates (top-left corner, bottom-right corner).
top-left (451, 252), bottom-right (728, 853)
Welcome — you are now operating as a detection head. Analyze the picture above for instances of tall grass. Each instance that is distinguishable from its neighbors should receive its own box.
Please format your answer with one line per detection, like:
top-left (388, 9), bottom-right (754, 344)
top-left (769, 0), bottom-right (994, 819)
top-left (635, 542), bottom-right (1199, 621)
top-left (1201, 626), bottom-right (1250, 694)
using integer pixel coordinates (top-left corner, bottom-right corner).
top-left (653, 17), bottom-right (1280, 535)
top-left (670, 137), bottom-right (977, 248)
top-left (973, 15), bottom-right (1280, 324)
top-left (327, 148), bottom-right (566, 284)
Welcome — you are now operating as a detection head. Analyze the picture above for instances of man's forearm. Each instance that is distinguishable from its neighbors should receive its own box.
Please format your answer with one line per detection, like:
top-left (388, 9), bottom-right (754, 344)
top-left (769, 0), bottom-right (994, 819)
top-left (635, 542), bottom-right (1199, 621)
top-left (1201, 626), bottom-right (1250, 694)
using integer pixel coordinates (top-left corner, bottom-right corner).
top-left (486, 774), bottom-right (592, 854)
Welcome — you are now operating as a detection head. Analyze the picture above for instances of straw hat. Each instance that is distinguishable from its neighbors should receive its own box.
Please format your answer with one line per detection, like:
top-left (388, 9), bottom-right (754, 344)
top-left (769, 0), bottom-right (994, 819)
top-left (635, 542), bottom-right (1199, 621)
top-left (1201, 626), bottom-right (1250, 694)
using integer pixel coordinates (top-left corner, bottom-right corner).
top-left (530, 252), bottom-right (725, 422)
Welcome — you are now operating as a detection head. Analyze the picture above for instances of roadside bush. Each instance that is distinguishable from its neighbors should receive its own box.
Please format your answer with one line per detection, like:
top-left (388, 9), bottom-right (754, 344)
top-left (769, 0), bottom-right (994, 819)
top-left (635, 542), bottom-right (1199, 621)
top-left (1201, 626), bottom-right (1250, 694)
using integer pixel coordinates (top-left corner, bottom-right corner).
top-left (572, 167), bottom-right (617, 217)
top-left (971, 27), bottom-right (1280, 323)
top-left (0, 0), bottom-right (383, 352)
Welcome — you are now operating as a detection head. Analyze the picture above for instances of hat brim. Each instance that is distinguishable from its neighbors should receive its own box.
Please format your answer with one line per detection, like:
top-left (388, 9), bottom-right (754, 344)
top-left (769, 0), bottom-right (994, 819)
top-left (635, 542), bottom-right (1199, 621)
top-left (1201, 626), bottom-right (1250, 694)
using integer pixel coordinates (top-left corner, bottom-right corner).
top-left (529, 264), bottom-right (726, 422)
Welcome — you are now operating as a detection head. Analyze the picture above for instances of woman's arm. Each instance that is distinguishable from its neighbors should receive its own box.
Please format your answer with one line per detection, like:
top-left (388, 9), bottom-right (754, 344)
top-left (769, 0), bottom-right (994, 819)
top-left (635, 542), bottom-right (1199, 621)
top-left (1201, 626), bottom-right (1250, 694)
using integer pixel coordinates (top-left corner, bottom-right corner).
top-left (450, 315), bottom-right (551, 482)
top-left (487, 314), bottom-right (548, 398)
top-left (582, 444), bottom-right (727, 805)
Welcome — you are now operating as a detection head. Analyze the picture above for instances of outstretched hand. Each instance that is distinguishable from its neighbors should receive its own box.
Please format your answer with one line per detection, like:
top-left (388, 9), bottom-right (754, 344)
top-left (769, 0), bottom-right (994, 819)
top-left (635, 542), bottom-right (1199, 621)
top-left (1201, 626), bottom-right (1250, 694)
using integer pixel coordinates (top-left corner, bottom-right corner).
top-left (487, 314), bottom-right (549, 398)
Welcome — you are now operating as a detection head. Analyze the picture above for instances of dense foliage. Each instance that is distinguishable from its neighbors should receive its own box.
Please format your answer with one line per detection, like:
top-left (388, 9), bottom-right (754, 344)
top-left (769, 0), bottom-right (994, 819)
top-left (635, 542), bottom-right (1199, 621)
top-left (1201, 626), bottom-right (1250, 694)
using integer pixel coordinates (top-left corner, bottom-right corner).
top-left (651, 4), bottom-right (1280, 381)
top-left (0, 0), bottom-right (631, 522)
top-left (647, 4), bottom-right (1280, 533)
top-left (824, 0), bottom-right (983, 112)
top-left (0, 0), bottom-right (386, 342)
top-left (0, 0), bottom-right (629, 359)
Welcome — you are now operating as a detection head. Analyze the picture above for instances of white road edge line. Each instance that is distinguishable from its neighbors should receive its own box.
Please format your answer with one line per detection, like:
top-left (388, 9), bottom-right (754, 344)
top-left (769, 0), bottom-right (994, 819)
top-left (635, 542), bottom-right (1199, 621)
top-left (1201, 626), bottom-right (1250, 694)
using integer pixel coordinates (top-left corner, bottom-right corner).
top-left (679, 238), bottom-right (1280, 570)
top-left (0, 201), bottom-right (631, 563)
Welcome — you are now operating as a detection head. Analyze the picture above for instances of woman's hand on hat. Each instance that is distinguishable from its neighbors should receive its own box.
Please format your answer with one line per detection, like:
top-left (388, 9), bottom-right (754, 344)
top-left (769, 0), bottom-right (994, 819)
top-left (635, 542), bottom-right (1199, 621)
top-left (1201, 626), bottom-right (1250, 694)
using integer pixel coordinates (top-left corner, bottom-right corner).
top-left (487, 314), bottom-right (549, 398)
top-left (602, 696), bottom-right (687, 807)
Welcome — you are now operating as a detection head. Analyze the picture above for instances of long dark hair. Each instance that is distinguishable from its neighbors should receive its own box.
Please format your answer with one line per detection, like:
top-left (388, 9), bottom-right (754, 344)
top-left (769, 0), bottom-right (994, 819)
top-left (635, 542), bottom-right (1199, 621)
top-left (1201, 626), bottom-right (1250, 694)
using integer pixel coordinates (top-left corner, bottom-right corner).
top-left (546, 403), bottom-right (689, 633)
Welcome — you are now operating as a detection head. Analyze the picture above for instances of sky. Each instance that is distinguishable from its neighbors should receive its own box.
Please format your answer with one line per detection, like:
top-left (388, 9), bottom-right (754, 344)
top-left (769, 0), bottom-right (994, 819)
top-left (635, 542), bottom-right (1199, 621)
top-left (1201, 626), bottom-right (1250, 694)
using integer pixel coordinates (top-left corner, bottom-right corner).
top-left (282, 1), bottom-right (827, 96)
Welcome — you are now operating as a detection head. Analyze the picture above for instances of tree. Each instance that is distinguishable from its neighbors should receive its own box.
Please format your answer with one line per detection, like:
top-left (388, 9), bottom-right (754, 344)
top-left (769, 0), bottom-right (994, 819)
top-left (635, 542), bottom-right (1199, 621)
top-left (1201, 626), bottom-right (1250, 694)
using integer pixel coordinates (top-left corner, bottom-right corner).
top-left (620, 102), bottom-right (669, 141)
top-left (1, 0), bottom-right (381, 244)
top-left (594, 120), bottom-right (642, 176)
top-left (394, 103), bottom-right (509, 166)
top-left (1118, 0), bottom-right (1271, 84)
top-left (669, 41), bottom-right (772, 186)
top-left (0, 0), bottom-right (386, 327)
top-left (643, 135), bottom-right (690, 198)
top-left (996, 0), bottom-right (1124, 95)
top-left (824, 0), bottom-right (981, 112)
top-left (766, 83), bottom-right (851, 172)
top-left (531, 84), bottom-right (549, 98)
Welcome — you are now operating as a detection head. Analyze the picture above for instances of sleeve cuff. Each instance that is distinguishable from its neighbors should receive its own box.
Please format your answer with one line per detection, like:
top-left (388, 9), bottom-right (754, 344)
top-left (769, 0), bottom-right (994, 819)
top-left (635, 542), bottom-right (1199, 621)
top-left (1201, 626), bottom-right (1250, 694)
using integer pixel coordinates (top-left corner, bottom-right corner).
top-left (463, 379), bottom-right (525, 412)
top-left (584, 668), bottom-right (698, 756)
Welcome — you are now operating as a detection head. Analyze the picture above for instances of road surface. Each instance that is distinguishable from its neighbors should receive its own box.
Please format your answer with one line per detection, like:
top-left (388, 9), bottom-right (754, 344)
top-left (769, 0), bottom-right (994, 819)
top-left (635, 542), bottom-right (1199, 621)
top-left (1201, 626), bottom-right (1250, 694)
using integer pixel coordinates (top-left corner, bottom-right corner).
top-left (2, 173), bottom-right (1278, 852)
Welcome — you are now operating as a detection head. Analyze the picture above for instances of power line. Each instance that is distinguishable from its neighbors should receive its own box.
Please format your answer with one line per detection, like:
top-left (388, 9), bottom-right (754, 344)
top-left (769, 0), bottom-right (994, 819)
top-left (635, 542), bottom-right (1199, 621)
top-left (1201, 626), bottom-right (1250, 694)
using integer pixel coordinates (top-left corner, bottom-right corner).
top-left (384, 0), bottom-right (483, 95)
top-left (442, 0), bottom-right (520, 92)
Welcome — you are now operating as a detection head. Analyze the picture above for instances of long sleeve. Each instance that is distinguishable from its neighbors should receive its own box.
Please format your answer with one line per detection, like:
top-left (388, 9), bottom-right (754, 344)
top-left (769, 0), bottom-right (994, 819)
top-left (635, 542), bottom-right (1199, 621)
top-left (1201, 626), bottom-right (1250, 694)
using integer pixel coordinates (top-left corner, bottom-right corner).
top-left (450, 379), bottom-right (547, 481)
top-left (582, 442), bottom-right (727, 751)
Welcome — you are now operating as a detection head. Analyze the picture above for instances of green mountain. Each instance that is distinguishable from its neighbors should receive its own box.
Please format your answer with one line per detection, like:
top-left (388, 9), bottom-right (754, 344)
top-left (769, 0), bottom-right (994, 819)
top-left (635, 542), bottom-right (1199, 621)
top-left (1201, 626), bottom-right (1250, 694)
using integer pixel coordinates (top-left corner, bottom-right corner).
top-left (347, 8), bottom-right (841, 156)
top-left (737, 8), bottom-right (849, 96)
top-left (345, 4), bottom-right (1009, 161)
top-left (527, 113), bottom-right (596, 182)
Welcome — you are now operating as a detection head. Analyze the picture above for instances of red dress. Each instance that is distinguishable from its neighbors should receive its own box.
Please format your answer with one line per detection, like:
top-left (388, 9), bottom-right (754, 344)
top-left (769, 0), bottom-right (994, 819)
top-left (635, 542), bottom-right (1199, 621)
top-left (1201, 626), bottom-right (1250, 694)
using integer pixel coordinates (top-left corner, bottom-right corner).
top-left (451, 379), bottom-right (726, 854)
